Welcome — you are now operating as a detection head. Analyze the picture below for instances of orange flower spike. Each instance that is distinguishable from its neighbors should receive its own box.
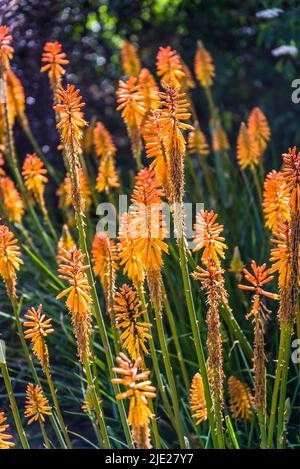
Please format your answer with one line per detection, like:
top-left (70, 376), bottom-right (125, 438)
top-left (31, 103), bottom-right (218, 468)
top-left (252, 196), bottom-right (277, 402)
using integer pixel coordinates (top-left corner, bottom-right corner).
top-left (24, 383), bottom-right (52, 425)
top-left (41, 41), bottom-right (69, 87)
top-left (0, 412), bottom-right (15, 449)
top-left (282, 146), bottom-right (300, 212)
top-left (116, 77), bottom-right (145, 161)
top-left (0, 225), bottom-right (23, 298)
top-left (270, 220), bottom-right (292, 289)
top-left (212, 117), bottom-right (230, 152)
top-left (237, 122), bottom-right (259, 170)
top-left (24, 304), bottom-right (54, 372)
top-left (121, 39), bottom-right (141, 77)
top-left (57, 224), bottom-right (76, 259)
top-left (194, 40), bottom-right (215, 88)
top-left (193, 210), bottom-right (227, 262)
top-left (238, 260), bottom-right (279, 302)
top-left (189, 373), bottom-right (207, 425)
top-left (54, 84), bottom-right (87, 151)
top-left (93, 121), bottom-right (117, 159)
top-left (156, 46), bottom-right (186, 87)
top-left (22, 153), bottom-right (48, 207)
top-left (5, 69), bottom-right (25, 118)
top-left (96, 155), bottom-right (120, 193)
top-left (0, 26), bottom-right (13, 70)
top-left (188, 125), bottom-right (209, 156)
top-left (138, 68), bottom-right (160, 116)
top-left (228, 376), bottom-right (253, 421)
top-left (263, 170), bottom-right (290, 231)
top-left (248, 107), bottom-right (271, 158)
top-left (0, 176), bottom-right (25, 224)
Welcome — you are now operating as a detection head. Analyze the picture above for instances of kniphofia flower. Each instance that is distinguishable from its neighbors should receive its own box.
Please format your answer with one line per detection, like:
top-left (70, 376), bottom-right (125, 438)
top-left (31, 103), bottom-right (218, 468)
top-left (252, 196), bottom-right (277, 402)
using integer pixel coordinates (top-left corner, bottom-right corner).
top-left (193, 210), bottom-right (227, 262)
top-left (0, 412), bottom-right (14, 449)
top-left (263, 170), bottom-right (290, 231)
top-left (92, 232), bottom-right (119, 321)
top-left (189, 373), bottom-right (207, 425)
top-left (157, 81), bottom-right (193, 204)
top-left (24, 304), bottom-right (54, 372)
top-left (116, 77), bottom-right (145, 161)
top-left (194, 40), bottom-right (215, 88)
top-left (0, 225), bottom-right (23, 298)
top-left (41, 42), bottom-right (69, 87)
top-left (93, 121), bottom-right (116, 159)
top-left (118, 212), bottom-right (145, 288)
top-left (96, 154), bottom-right (120, 193)
top-left (248, 107), bottom-right (271, 159)
top-left (0, 176), bottom-right (24, 223)
top-left (24, 383), bottom-right (51, 425)
top-left (121, 39), bottom-right (141, 77)
top-left (212, 117), bottom-right (230, 153)
top-left (54, 84), bottom-right (87, 152)
top-left (57, 247), bottom-right (92, 361)
top-left (22, 153), bottom-right (48, 209)
top-left (0, 26), bottom-right (13, 70)
top-left (228, 376), bottom-right (253, 420)
top-left (112, 352), bottom-right (156, 449)
top-left (282, 146), bottom-right (300, 212)
top-left (156, 46), bottom-right (185, 87)
top-left (61, 169), bottom-right (92, 214)
top-left (188, 125), bottom-right (209, 156)
top-left (237, 122), bottom-right (259, 170)
top-left (5, 69), bottom-right (25, 123)
top-left (114, 284), bottom-right (152, 360)
top-left (138, 68), bottom-right (160, 118)
top-left (57, 224), bottom-right (76, 260)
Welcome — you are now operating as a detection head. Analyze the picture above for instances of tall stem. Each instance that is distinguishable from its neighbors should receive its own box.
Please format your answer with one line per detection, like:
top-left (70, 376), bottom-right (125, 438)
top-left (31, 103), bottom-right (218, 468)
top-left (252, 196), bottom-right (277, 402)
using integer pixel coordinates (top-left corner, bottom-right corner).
top-left (277, 322), bottom-right (292, 448)
top-left (39, 419), bottom-right (51, 449)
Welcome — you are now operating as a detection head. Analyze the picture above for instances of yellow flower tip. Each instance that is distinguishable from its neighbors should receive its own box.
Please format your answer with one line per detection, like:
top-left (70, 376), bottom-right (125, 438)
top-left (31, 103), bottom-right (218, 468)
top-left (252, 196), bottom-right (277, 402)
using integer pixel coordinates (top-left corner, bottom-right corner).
top-left (23, 304), bottom-right (54, 372)
top-left (111, 352), bottom-right (156, 449)
top-left (263, 170), bottom-right (290, 231)
top-left (0, 25), bottom-right (13, 70)
top-left (189, 372), bottom-right (207, 425)
top-left (193, 209), bottom-right (227, 263)
top-left (54, 84), bottom-right (87, 151)
top-left (237, 121), bottom-right (259, 170)
top-left (0, 225), bottom-right (23, 298)
top-left (57, 224), bottom-right (76, 260)
top-left (194, 40), bottom-right (215, 88)
top-left (22, 153), bottom-right (48, 206)
top-left (57, 247), bottom-right (92, 361)
top-left (156, 46), bottom-right (186, 88)
top-left (115, 283), bottom-right (151, 360)
top-left (228, 376), bottom-right (253, 421)
top-left (25, 383), bottom-right (52, 425)
top-left (121, 39), bottom-right (141, 77)
top-left (0, 176), bottom-right (25, 223)
top-left (41, 41), bottom-right (69, 87)
top-left (0, 412), bottom-right (14, 449)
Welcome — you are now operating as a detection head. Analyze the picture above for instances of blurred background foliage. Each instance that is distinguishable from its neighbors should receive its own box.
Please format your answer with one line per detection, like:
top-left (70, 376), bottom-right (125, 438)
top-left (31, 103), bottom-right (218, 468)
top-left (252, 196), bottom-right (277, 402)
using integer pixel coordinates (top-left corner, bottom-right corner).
top-left (2, 0), bottom-right (300, 172)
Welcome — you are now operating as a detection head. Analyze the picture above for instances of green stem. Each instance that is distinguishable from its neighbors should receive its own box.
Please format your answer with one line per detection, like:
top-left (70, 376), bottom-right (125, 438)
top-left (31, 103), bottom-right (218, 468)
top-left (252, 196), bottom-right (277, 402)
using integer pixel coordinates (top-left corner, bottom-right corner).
top-left (83, 354), bottom-right (111, 448)
top-left (178, 236), bottom-right (219, 448)
top-left (220, 302), bottom-right (253, 362)
top-left (277, 322), bottom-right (292, 448)
top-left (39, 418), bottom-right (51, 449)
top-left (225, 415), bottom-right (239, 449)
top-left (0, 360), bottom-right (30, 449)
top-left (45, 367), bottom-right (73, 448)
top-left (257, 408), bottom-right (267, 449)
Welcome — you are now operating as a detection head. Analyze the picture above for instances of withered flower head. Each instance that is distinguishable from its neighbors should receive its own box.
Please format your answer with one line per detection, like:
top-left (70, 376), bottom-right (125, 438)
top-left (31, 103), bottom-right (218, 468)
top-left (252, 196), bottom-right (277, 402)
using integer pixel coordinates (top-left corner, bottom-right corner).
top-left (24, 304), bottom-right (54, 372)
top-left (189, 373), bottom-right (207, 425)
top-left (0, 412), bottom-right (14, 449)
top-left (25, 383), bottom-right (51, 425)
top-left (0, 225), bottom-right (23, 298)
top-left (41, 42), bottom-right (69, 87)
top-left (114, 284), bottom-right (152, 360)
top-left (121, 39), bottom-right (141, 77)
top-left (56, 247), bottom-right (92, 361)
top-left (112, 352), bottom-right (156, 449)
top-left (194, 40), bottom-right (215, 88)
top-left (0, 26), bottom-right (13, 70)
top-left (228, 376), bottom-right (253, 420)
top-left (0, 176), bottom-right (24, 224)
